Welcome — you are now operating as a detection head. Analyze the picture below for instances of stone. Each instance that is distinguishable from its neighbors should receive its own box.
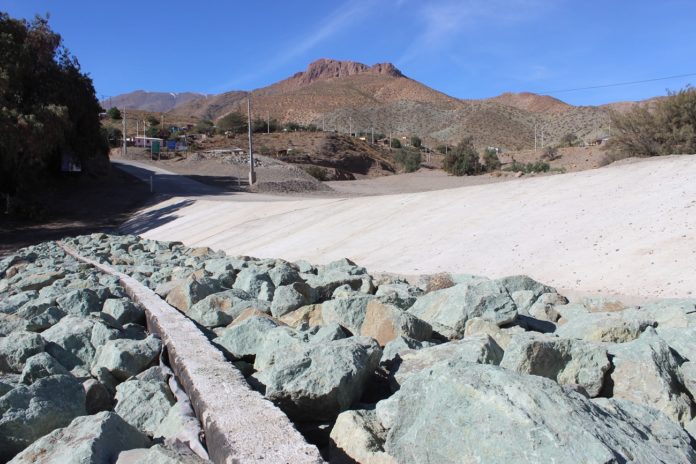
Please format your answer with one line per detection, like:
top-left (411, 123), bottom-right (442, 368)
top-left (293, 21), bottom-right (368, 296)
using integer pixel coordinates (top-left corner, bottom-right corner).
top-left (305, 270), bottom-right (370, 301)
top-left (15, 271), bottom-right (64, 292)
top-left (495, 275), bottom-right (556, 314)
top-left (375, 282), bottom-right (423, 310)
top-left (253, 326), bottom-right (309, 372)
top-left (380, 336), bottom-right (429, 367)
top-left (607, 329), bottom-right (694, 424)
top-left (407, 280), bottom-right (517, 338)
top-left (187, 289), bottom-right (268, 328)
top-left (680, 361), bottom-right (696, 397)
top-left (322, 294), bottom-right (376, 335)
top-left (528, 292), bottom-right (568, 322)
top-left (271, 282), bottom-right (317, 318)
top-left (41, 316), bottom-right (96, 370)
top-left (56, 289), bottom-right (102, 316)
top-left (213, 314), bottom-right (281, 358)
top-left (19, 352), bottom-right (69, 384)
top-left (359, 300), bottom-right (432, 346)
top-left (391, 335), bottom-right (503, 390)
top-left (0, 331), bottom-right (45, 373)
top-left (330, 409), bottom-right (396, 464)
top-left (554, 309), bottom-right (657, 343)
top-left (136, 366), bottom-right (169, 383)
top-left (102, 298), bottom-right (145, 325)
top-left (581, 296), bottom-right (627, 313)
top-left (500, 333), bottom-right (611, 397)
top-left (279, 304), bottom-right (324, 328)
top-left (0, 291), bottom-right (37, 315)
top-left (165, 276), bottom-right (221, 311)
top-left (656, 325), bottom-right (696, 362)
top-left (115, 379), bottom-right (175, 436)
top-left (116, 443), bottom-right (207, 464)
top-left (9, 411), bottom-right (151, 464)
top-left (463, 317), bottom-right (525, 349)
top-left (269, 265), bottom-right (302, 287)
top-left (257, 336), bottom-right (381, 421)
top-left (90, 335), bottom-right (161, 381)
top-left (0, 375), bottom-right (86, 461)
top-left (83, 378), bottom-right (113, 414)
top-left (233, 268), bottom-right (275, 301)
top-left (373, 363), bottom-right (696, 463)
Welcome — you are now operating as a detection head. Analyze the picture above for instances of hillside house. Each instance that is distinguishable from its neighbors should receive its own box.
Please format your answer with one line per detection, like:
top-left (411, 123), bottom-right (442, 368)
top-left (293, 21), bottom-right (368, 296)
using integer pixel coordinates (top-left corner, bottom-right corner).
top-left (134, 136), bottom-right (163, 148)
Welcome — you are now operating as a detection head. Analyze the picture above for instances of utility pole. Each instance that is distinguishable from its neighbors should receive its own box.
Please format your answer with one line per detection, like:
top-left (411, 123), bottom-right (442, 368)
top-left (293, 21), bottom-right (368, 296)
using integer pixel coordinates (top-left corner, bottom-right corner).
top-left (534, 123), bottom-right (537, 151)
top-left (267, 111), bottom-right (270, 134)
top-left (371, 126), bottom-right (374, 144)
top-left (136, 120), bottom-right (139, 147)
top-left (322, 116), bottom-right (325, 132)
top-left (541, 128), bottom-right (545, 149)
top-left (349, 117), bottom-right (352, 137)
top-left (122, 109), bottom-right (127, 156)
top-left (247, 94), bottom-right (256, 185)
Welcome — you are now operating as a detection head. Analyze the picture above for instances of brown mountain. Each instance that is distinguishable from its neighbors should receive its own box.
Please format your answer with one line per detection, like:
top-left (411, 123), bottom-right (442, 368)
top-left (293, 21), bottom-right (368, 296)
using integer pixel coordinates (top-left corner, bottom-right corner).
top-left (109, 58), bottom-right (636, 149)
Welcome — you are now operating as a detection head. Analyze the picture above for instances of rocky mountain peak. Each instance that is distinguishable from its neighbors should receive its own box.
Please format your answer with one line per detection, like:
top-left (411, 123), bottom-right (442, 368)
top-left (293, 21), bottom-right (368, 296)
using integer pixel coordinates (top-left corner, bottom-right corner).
top-left (291, 59), bottom-right (403, 86)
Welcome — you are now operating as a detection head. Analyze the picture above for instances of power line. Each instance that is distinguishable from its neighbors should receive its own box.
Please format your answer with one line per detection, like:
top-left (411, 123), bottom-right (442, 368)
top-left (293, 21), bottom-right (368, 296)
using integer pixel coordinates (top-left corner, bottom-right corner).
top-left (539, 72), bottom-right (696, 95)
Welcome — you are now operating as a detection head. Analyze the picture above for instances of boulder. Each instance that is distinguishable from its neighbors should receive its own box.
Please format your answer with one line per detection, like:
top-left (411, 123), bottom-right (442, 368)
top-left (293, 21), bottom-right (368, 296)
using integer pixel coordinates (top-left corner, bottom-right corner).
top-left (495, 275), bottom-right (556, 314)
top-left (322, 294), bottom-right (376, 335)
top-left (463, 317), bottom-right (525, 349)
top-left (656, 325), bottom-right (696, 362)
top-left (407, 280), bottom-right (517, 338)
top-left (0, 331), bottom-right (45, 373)
top-left (0, 375), bottom-right (86, 461)
top-left (305, 270), bottom-right (372, 301)
top-left (269, 265), bottom-right (302, 287)
top-left (41, 316), bottom-right (96, 370)
top-left (607, 330), bottom-right (694, 424)
top-left (213, 314), bottom-right (281, 358)
top-left (380, 336), bottom-right (430, 367)
top-left (253, 326), bottom-right (309, 372)
top-left (390, 335), bottom-right (503, 389)
top-left (680, 361), bottom-right (696, 397)
top-left (19, 352), bottom-right (69, 384)
top-left (375, 282), bottom-right (423, 310)
top-left (90, 335), bottom-right (161, 381)
top-left (271, 283), bottom-right (316, 318)
top-left (373, 363), bottom-right (696, 463)
top-left (15, 271), bottom-right (64, 292)
top-left (330, 409), bottom-right (396, 464)
top-left (102, 298), bottom-right (145, 325)
top-left (115, 379), bottom-right (175, 436)
top-left (279, 304), bottom-right (324, 328)
top-left (257, 336), bottom-right (381, 421)
top-left (187, 289), bottom-right (269, 328)
top-left (528, 292), bottom-right (568, 322)
top-left (500, 333), bottom-right (611, 397)
top-left (359, 300), bottom-right (432, 346)
top-left (232, 268), bottom-right (275, 301)
top-left (165, 276), bottom-right (221, 311)
top-left (554, 309), bottom-right (656, 343)
top-left (9, 411), bottom-right (151, 464)
top-left (56, 289), bottom-right (102, 316)
top-left (83, 379), bottom-right (113, 414)
top-left (115, 443), bottom-right (207, 464)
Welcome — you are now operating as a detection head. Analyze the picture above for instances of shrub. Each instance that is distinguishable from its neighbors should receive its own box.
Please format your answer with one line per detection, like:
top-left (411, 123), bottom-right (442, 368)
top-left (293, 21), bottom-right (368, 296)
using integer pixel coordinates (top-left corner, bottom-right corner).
top-left (541, 146), bottom-right (560, 161)
top-left (436, 145), bottom-right (450, 154)
top-left (394, 148), bottom-right (422, 173)
top-left (217, 111), bottom-right (247, 134)
top-left (608, 86), bottom-right (696, 157)
top-left (507, 160), bottom-right (550, 174)
top-left (107, 107), bottom-right (121, 120)
top-left (443, 136), bottom-right (483, 176)
top-left (390, 138), bottom-right (402, 149)
top-left (304, 165), bottom-right (328, 181)
top-left (195, 119), bottom-right (214, 134)
top-left (410, 136), bottom-right (422, 148)
top-left (560, 133), bottom-right (578, 147)
top-left (482, 148), bottom-right (501, 171)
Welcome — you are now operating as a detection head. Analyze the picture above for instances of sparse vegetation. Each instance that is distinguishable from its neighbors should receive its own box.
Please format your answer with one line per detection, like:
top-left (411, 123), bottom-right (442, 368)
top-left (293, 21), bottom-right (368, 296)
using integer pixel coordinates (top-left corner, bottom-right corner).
top-left (506, 160), bottom-right (550, 174)
top-left (107, 107), bottom-right (122, 120)
top-left (390, 138), bottom-right (402, 149)
top-left (560, 133), bottom-right (579, 147)
top-left (394, 148), bottom-right (422, 173)
top-left (410, 136), bottom-right (422, 148)
top-left (541, 146), bottom-right (560, 161)
top-left (195, 119), bottom-right (215, 135)
top-left (304, 165), bottom-right (329, 181)
top-left (607, 86), bottom-right (696, 158)
top-left (482, 148), bottom-right (502, 171)
top-left (217, 111), bottom-right (247, 134)
top-left (436, 145), bottom-right (450, 154)
top-left (443, 137), bottom-right (483, 176)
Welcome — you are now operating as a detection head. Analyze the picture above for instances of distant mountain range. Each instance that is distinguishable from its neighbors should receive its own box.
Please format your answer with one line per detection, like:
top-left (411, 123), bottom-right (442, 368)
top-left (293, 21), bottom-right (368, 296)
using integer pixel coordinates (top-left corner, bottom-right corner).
top-left (104, 58), bottom-right (648, 149)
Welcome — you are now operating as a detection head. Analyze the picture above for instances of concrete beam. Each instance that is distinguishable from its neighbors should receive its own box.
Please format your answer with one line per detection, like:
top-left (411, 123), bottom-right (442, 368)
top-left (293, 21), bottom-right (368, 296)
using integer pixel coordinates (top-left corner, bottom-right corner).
top-left (59, 242), bottom-right (324, 464)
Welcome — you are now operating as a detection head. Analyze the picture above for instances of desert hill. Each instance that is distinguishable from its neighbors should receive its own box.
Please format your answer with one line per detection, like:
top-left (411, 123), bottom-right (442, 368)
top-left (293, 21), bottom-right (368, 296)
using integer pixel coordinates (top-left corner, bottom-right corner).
top-left (106, 90), bottom-right (212, 113)
top-left (105, 58), bottom-right (645, 150)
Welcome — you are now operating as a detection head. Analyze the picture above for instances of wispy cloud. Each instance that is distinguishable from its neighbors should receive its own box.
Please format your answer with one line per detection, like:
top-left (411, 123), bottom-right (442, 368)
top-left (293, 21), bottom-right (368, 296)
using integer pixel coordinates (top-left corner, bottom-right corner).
top-left (397, 0), bottom-right (548, 64)
top-left (216, 0), bottom-right (375, 91)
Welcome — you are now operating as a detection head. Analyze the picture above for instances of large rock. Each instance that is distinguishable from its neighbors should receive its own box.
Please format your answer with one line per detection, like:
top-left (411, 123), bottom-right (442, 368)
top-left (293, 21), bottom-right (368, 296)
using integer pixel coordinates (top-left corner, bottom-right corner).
top-left (187, 288), bottom-right (269, 328)
top-left (390, 335), bottom-right (503, 389)
top-left (360, 300), bottom-right (432, 346)
top-left (375, 282), bottom-right (422, 310)
top-left (500, 333), bottom-right (610, 397)
top-left (463, 317), bottom-right (525, 349)
top-left (380, 336), bottom-right (430, 367)
top-left (554, 309), bottom-right (656, 343)
top-left (271, 283), bottom-right (316, 318)
top-left (115, 379), bottom-right (175, 436)
top-left (8, 411), bottom-right (151, 464)
top-left (90, 335), bottom-right (161, 381)
top-left (213, 314), bottom-right (281, 358)
top-left (279, 304), bottom-right (324, 328)
top-left (19, 352), bottom-right (70, 384)
top-left (41, 316), bottom-right (96, 370)
top-left (15, 271), bottom-right (64, 292)
top-left (495, 275), bottom-right (556, 315)
top-left (116, 443), bottom-right (207, 464)
top-left (257, 336), bottom-right (381, 420)
top-left (680, 361), bottom-right (696, 398)
top-left (330, 409), bottom-right (396, 464)
top-left (373, 363), bottom-right (696, 463)
top-left (322, 294), bottom-right (376, 335)
top-left (232, 268), bottom-right (275, 301)
top-left (165, 276), bottom-right (221, 311)
top-left (656, 325), bottom-right (696, 362)
top-left (304, 268), bottom-right (372, 301)
top-left (607, 330), bottom-right (694, 424)
top-left (56, 289), bottom-right (102, 316)
top-left (407, 280), bottom-right (517, 338)
top-left (0, 375), bottom-right (86, 461)
top-left (0, 331), bottom-right (45, 373)
top-left (14, 297), bottom-right (66, 331)
top-left (102, 298), bottom-right (144, 325)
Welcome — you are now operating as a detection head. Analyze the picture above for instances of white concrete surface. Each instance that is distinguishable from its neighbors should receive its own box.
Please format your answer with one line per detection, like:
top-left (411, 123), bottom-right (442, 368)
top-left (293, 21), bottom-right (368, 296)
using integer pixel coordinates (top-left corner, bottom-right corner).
top-left (121, 156), bottom-right (696, 299)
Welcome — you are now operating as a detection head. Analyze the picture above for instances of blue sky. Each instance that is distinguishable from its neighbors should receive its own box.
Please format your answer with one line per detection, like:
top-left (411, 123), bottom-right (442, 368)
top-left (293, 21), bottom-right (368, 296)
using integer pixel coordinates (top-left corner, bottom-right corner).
top-left (3, 0), bottom-right (696, 105)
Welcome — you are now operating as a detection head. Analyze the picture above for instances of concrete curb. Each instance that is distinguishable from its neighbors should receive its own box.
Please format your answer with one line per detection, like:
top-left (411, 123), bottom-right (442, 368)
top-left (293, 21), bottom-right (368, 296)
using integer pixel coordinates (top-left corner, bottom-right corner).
top-left (59, 242), bottom-right (324, 464)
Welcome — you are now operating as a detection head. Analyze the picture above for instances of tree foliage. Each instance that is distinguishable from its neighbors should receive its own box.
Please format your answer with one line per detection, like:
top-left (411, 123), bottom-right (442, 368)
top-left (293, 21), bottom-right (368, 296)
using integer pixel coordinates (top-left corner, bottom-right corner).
top-left (107, 107), bottom-right (122, 120)
top-left (217, 111), bottom-right (247, 134)
top-left (0, 13), bottom-right (108, 195)
top-left (482, 148), bottom-right (501, 171)
top-left (608, 86), bottom-right (696, 158)
top-left (443, 137), bottom-right (482, 176)
top-left (390, 138), bottom-right (402, 149)
top-left (410, 136), bottom-right (422, 148)
top-left (394, 148), bottom-right (422, 173)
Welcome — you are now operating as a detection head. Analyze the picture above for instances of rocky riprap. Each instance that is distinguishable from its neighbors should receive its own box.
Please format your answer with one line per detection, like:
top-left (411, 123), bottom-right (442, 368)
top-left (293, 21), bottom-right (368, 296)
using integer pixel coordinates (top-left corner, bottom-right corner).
top-left (2, 233), bottom-right (696, 463)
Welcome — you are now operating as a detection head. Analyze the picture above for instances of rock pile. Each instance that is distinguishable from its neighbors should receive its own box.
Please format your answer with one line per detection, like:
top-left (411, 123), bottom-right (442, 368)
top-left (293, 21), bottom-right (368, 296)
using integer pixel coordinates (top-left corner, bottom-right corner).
top-left (2, 233), bottom-right (696, 463)
top-left (0, 241), bottom-right (207, 463)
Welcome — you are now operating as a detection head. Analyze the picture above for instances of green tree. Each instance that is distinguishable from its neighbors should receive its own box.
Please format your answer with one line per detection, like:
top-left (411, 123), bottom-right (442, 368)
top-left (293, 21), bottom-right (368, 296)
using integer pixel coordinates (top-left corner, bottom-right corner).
top-left (146, 115), bottom-right (160, 126)
top-left (0, 13), bottom-right (108, 197)
top-left (217, 111), bottom-right (247, 134)
top-left (195, 119), bottom-right (214, 134)
top-left (410, 136), bottom-right (422, 148)
top-left (560, 133), bottom-right (578, 147)
top-left (284, 121), bottom-right (301, 132)
top-left (394, 148), bottom-right (422, 172)
top-left (482, 148), bottom-right (501, 171)
top-left (107, 107), bottom-right (121, 120)
top-left (390, 138), bottom-right (402, 149)
top-left (443, 136), bottom-right (482, 176)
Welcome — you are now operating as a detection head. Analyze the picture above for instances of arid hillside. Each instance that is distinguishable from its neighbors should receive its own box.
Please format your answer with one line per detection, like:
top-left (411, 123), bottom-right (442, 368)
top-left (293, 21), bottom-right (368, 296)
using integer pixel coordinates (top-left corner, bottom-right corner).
top-left (106, 58), bottom-right (651, 150)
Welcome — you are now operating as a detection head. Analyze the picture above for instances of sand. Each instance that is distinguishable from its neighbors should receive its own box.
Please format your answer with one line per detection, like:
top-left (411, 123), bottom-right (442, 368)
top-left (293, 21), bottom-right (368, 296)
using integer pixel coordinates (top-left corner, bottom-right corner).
top-left (121, 155), bottom-right (696, 300)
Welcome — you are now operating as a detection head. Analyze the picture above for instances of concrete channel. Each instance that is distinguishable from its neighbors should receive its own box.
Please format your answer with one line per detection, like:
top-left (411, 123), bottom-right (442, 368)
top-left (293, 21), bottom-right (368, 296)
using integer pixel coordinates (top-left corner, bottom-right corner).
top-left (59, 242), bottom-right (324, 464)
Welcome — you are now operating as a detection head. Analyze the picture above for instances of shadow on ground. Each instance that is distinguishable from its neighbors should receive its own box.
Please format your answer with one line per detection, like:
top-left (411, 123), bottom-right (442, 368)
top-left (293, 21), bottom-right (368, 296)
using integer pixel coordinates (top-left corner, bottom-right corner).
top-left (119, 198), bottom-right (196, 236)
